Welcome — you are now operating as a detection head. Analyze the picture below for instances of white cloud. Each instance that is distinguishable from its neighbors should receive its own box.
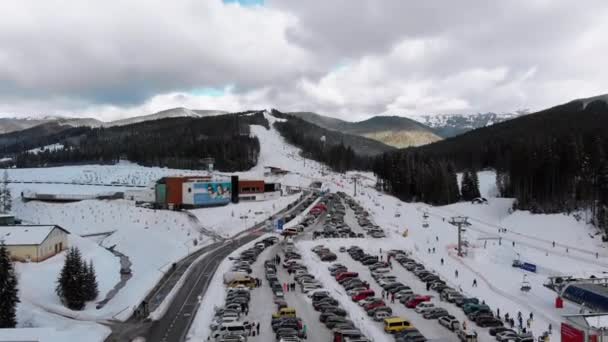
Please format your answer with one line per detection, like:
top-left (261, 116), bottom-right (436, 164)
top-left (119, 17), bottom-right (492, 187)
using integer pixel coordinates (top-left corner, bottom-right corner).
top-left (0, 0), bottom-right (608, 121)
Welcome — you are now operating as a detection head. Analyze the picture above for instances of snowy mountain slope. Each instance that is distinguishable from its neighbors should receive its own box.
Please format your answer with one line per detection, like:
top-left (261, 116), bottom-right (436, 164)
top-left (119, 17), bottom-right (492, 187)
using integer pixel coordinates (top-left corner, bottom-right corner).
top-left (407, 112), bottom-right (525, 137)
top-left (0, 108), bottom-right (226, 136)
top-left (105, 107), bottom-right (227, 127)
top-left (290, 112), bottom-right (441, 148)
top-left (0, 116), bottom-right (101, 134)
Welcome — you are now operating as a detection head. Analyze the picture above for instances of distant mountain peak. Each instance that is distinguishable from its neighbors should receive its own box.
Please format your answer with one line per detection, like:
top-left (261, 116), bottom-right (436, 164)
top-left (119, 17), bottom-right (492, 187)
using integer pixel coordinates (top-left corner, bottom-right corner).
top-left (405, 112), bottom-right (523, 138)
top-left (287, 111), bottom-right (441, 148)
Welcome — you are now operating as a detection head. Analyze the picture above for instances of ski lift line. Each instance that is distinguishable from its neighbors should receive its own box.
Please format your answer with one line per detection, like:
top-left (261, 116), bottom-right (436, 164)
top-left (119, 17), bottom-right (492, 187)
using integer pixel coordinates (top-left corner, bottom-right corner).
top-left (446, 248), bottom-right (561, 326)
top-left (428, 204), bottom-right (606, 258)
top-left (464, 223), bottom-right (608, 269)
top-left (419, 206), bottom-right (608, 267)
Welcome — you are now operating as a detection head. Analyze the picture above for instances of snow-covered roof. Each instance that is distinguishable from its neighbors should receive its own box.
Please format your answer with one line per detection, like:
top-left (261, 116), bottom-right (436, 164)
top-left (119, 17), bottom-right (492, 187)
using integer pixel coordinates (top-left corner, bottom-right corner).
top-left (0, 327), bottom-right (60, 341)
top-left (585, 315), bottom-right (608, 329)
top-left (0, 214), bottom-right (14, 218)
top-left (0, 225), bottom-right (69, 246)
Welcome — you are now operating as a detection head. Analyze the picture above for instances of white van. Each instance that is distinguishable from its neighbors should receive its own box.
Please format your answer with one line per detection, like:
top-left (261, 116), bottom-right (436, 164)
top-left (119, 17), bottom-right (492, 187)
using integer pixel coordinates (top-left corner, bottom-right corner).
top-left (213, 322), bottom-right (249, 339)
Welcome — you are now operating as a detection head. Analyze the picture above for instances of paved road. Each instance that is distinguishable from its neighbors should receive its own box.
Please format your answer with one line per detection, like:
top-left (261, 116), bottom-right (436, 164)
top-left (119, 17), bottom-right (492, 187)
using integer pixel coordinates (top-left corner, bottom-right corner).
top-left (105, 191), bottom-right (316, 342)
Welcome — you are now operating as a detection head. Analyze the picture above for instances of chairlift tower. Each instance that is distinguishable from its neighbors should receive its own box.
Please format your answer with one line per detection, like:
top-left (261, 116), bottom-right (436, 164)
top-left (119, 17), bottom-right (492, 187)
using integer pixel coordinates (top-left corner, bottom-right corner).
top-left (450, 216), bottom-right (469, 257)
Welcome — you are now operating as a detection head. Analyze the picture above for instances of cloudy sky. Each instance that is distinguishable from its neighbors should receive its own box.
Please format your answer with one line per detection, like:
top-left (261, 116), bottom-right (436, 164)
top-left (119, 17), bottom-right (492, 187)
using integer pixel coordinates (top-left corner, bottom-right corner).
top-left (1, 0), bottom-right (607, 121)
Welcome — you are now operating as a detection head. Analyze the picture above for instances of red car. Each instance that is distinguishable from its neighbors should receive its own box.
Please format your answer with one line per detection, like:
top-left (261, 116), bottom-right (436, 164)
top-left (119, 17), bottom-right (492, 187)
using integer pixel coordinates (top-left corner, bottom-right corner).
top-left (405, 295), bottom-right (431, 308)
top-left (364, 300), bottom-right (386, 311)
top-left (351, 289), bottom-right (375, 302)
top-left (335, 272), bottom-right (358, 282)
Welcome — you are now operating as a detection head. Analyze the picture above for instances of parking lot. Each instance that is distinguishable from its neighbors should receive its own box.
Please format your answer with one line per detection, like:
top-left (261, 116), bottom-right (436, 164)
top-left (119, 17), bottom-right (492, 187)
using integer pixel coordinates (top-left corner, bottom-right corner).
top-left (208, 190), bottom-right (530, 342)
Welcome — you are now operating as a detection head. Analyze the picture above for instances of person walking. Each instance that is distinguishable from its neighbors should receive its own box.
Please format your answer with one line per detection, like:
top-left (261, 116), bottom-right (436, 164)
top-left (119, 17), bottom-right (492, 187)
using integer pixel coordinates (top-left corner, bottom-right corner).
top-left (548, 323), bottom-right (552, 334)
top-left (441, 258), bottom-right (444, 265)
top-left (256, 322), bottom-right (260, 335)
top-left (391, 293), bottom-right (395, 303)
top-left (432, 247), bottom-right (436, 253)
top-left (530, 312), bottom-right (534, 320)
top-left (455, 269), bottom-right (459, 278)
top-left (497, 308), bottom-right (500, 319)
top-left (473, 279), bottom-right (477, 287)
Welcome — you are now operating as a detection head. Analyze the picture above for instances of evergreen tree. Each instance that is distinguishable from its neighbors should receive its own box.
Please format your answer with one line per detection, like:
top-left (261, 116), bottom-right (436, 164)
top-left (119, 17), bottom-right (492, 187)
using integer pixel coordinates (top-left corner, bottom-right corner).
top-left (460, 169), bottom-right (481, 201)
top-left (56, 247), bottom-right (86, 311)
top-left (0, 170), bottom-right (11, 213)
top-left (0, 243), bottom-right (19, 328)
top-left (460, 171), bottom-right (472, 200)
top-left (470, 170), bottom-right (481, 199)
top-left (84, 260), bottom-right (99, 301)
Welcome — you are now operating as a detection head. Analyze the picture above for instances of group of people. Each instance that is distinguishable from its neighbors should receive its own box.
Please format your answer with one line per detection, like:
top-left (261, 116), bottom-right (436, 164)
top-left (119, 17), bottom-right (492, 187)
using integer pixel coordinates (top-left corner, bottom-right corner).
top-left (283, 282), bottom-right (297, 292)
top-left (381, 289), bottom-right (395, 303)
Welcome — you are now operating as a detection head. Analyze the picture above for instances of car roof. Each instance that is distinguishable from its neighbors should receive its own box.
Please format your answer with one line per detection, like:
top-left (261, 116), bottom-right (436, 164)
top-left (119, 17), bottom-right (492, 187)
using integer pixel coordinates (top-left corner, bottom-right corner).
top-left (384, 317), bottom-right (407, 323)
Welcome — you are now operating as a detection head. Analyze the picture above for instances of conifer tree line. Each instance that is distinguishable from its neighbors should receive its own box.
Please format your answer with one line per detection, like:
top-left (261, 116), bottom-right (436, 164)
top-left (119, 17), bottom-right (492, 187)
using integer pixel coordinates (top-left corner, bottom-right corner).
top-left (0, 243), bottom-right (19, 328)
top-left (56, 247), bottom-right (98, 311)
top-left (272, 115), bottom-right (377, 172)
top-left (373, 151), bottom-right (461, 205)
top-left (416, 99), bottom-right (608, 232)
top-left (460, 169), bottom-right (481, 201)
top-left (9, 112), bottom-right (269, 172)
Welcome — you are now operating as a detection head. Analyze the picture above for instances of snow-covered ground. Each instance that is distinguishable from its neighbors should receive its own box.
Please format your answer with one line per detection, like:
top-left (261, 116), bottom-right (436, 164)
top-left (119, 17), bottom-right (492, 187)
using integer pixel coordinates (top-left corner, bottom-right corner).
top-left (6, 161), bottom-right (207, 186)
top-left (188, 193), bottom-right (301, 238)
top-left (15, 235), bottom-right (120, 319)
top-left (3, 111), bottom-right (604, 342)
top-left (316, 171), bottom-right (608, 342)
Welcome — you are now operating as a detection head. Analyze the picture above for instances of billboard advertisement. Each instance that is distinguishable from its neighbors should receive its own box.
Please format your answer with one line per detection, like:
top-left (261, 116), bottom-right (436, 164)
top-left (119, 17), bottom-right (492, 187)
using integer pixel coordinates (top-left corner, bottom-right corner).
top-left (275, 218), bottom-right (284, 232)
top-left (192, 182), bottom-right (232, 206)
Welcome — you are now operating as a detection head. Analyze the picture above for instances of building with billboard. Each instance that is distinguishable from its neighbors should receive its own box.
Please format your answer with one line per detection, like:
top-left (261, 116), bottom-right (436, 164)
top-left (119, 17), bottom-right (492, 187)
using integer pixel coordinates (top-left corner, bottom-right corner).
top-left (154, 175), bottom-right (282, 208)
top-left (182, 180), bottom-right (232, 207)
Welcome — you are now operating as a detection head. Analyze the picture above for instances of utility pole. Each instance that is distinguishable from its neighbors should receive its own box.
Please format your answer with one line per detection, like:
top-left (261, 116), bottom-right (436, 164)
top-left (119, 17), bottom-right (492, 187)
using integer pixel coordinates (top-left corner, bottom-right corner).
top-left (353, 176), bottom-right (357, 197)
top-left (450, 216), bottom-right (469, 257)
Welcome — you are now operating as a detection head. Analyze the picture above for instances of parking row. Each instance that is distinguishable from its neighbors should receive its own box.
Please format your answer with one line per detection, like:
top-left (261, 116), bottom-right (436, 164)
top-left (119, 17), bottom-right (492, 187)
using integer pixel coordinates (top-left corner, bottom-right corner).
top-left (391, 250), bottom-right (535, 342)
top-left (210, 236), bottom-right (279, 341)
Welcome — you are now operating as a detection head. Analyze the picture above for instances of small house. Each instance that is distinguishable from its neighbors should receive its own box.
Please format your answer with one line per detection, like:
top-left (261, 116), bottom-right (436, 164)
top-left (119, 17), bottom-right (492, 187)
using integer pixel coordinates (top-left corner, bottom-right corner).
top-left (0, 225), bottom-right (69, 262)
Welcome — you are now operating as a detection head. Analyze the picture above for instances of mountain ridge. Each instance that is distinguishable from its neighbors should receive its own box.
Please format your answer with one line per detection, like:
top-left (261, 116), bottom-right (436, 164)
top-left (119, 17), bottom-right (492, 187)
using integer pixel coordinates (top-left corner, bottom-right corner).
top-left (288, 112), bottom-right (441, 148)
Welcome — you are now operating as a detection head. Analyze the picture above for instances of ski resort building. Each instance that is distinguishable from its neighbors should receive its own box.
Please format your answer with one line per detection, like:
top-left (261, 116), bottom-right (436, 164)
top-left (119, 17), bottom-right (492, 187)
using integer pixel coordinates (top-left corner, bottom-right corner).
top-left (238, 180), bottom-right (282, 201)
top-left (562, 313), bottom-right (608, 342)
top-left (154, 175), bottom-right (283, 207)
top-left (0, 225), bottom-right (69, 262)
